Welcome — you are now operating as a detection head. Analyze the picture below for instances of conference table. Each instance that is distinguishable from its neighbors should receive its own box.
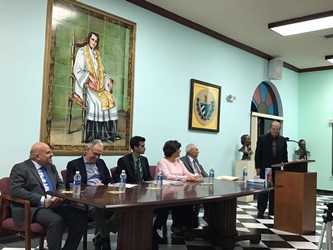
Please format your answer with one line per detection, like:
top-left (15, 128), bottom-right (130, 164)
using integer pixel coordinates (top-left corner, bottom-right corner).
top-left (49, 178), bottom-right (273, 250)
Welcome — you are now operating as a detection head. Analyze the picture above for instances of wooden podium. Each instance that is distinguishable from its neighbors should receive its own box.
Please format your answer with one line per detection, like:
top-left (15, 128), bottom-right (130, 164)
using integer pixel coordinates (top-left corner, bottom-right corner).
top-left (272, 160), bottom-right (316, 234)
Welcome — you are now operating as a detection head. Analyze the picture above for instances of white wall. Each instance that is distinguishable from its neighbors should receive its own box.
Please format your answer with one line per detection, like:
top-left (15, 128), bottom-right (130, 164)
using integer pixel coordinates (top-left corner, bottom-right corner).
top-left (299, 70), bottom-right (333, 190)
top-left (0, 0), bottom-right (299, 180)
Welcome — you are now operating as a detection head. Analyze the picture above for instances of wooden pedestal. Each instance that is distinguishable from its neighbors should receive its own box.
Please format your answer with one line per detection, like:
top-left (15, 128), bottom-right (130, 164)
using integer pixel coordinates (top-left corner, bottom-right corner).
top-left (274, 171), bottom-right (317, 234)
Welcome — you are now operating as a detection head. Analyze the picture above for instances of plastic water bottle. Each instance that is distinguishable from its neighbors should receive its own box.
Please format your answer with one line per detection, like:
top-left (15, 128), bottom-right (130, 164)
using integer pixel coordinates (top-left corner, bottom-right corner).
top-left (156, 169), bottom-right (163, 188)
top-left (208, 183), bottom-right (214, 195)
top-left (73, 171), bottom-right (81, 197)
top-left (242, 166), bottom-right (248, 182)
top-left (119, 170), bottom-right (127, 192)
top-left (209, 168), bottom-right (214, 184)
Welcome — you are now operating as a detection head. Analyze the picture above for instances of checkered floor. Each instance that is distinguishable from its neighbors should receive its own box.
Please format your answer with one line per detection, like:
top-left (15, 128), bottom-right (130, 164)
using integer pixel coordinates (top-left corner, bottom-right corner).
top-left (1, 194), bottom-right (333, 249)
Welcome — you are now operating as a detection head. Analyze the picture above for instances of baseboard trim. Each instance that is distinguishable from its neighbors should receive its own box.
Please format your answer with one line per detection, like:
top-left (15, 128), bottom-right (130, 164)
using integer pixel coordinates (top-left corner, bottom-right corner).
top-left (317, 189), bottom-right (333, 195)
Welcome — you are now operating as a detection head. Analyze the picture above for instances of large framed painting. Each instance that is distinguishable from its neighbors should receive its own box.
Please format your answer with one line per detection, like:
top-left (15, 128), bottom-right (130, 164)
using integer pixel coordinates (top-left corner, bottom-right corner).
top-left (188, 79), bottom-right (221, 132)
top-left (40, 0), bottom-right (135, 155)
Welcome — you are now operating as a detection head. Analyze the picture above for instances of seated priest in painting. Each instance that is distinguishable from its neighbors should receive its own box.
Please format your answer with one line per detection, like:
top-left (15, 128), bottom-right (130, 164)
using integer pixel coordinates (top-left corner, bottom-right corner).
top-left (73, 31), bottom-right (120, 143)
top-left (66, 139), bottom-right (117, 250)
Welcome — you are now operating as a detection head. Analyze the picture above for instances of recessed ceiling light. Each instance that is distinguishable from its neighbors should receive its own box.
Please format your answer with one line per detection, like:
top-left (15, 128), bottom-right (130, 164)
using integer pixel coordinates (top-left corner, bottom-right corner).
top-left (325, 55), bottom-right (333, 64)
top-left (268, 11), bottom-right (333, 36)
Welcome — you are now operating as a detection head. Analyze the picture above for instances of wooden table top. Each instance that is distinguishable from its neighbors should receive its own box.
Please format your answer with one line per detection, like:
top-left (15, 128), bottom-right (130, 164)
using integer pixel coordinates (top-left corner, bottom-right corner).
top-left (49, 177), bottom-right (272, 210)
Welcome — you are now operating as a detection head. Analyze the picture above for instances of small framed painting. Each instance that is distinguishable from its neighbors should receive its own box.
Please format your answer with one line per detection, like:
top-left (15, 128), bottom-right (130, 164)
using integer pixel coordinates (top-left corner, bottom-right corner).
top-left (188, 79), bottom-right (221, 132)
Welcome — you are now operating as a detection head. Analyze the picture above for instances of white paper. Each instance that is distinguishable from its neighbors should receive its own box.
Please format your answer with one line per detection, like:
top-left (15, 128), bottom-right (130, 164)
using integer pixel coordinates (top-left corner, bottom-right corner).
top-left (216, 175), bottom-right (240, 181)
top-left (109, 183), bottom-right (138, 188)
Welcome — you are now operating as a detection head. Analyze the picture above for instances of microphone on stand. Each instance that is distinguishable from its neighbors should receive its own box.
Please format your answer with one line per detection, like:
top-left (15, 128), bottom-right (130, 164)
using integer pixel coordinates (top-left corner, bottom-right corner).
top-left (285, 137), bottom-right (299, 144)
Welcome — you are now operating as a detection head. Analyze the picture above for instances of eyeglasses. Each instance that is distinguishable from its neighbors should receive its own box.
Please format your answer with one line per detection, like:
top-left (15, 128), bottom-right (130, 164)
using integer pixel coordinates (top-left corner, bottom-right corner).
top-left (89, 148), bottom-right (102, 157)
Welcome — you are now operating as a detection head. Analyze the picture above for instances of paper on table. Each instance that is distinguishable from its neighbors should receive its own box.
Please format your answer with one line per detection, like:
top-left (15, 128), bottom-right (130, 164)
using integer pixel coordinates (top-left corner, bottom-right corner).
top-left (61, 190), bottom-right (73, 194)
top-left (216, 175), bottom-right (240, 181)
top-left (109, 183), bottom-right (138, 188)
top-left (144, 180), bottom-right (183, 186)
top-left (162, 180), bottom-right (184, 186)
top-left (107, 190), bottom-right (125, 194)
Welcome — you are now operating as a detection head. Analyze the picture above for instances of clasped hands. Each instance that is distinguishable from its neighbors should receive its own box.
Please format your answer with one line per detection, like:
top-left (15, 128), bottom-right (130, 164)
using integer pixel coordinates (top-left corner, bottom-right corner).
top-left (186, 174), bottom-right (203, 182)
top-left (88, 75), bottom-right (113, 91)
top-left (45, 196), bottom-right (63, 208)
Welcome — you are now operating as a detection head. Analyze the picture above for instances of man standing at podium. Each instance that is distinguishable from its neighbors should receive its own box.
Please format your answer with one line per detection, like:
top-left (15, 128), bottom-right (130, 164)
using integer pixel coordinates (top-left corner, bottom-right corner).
top-left (255, 121), bottom-right (288, 218)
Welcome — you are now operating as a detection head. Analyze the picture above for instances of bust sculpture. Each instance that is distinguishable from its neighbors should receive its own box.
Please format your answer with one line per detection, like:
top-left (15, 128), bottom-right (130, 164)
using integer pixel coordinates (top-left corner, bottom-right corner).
top-left (238, 134), bottom-right (253, 160)
top-left (295, 139), bottom-right (310, 160)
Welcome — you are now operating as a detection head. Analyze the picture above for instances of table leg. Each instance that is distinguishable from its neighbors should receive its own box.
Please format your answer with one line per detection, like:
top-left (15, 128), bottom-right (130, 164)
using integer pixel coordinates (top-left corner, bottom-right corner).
top-left (117, 207), bottom-right (154, 250)
top-left (186, 198), bottom-right (261, 249)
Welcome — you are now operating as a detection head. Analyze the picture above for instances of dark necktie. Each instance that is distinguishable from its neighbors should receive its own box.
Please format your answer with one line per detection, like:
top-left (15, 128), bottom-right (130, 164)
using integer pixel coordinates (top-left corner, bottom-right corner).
top-left (272, 139), bottom-right (277, 158)
top-left (135, 159), bottom-right (142, 182)
top-left (41, 167), bottom-right (54, 191)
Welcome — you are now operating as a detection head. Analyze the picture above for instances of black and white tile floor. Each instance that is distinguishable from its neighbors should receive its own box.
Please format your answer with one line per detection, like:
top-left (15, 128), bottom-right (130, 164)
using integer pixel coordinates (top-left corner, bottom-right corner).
top-left (1, 194), bottom-right (332, 249)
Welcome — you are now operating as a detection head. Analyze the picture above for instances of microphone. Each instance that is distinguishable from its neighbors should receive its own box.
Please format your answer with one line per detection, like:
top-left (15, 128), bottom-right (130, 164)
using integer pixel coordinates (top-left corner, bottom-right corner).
top-left (285, 137), bottom-right (298, 144)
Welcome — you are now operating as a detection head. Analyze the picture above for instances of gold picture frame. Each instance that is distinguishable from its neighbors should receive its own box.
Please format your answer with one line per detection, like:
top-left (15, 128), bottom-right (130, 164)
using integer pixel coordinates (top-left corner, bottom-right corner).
top-left (40, 0), bottom-right (136, 155)
top-left (188, 79), bottom-right (221, 132)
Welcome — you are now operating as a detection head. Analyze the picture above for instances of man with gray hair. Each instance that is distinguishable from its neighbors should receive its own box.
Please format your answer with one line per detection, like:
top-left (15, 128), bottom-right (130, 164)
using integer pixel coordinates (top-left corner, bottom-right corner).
top-left (255, 121), bottom-right (288, 218)
top-left (180, 143), bottom-right (208, 177)
top-left (180, 143), bottom-right (209, 226)
top-left (66, 139), bottom-right (116, 250)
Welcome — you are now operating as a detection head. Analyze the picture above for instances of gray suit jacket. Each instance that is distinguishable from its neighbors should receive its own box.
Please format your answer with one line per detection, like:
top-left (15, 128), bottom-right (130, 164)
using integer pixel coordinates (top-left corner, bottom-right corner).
top-left (9, 159), bottom-right (65, 226)
top-left (180, 155), bottom-right (208, 177)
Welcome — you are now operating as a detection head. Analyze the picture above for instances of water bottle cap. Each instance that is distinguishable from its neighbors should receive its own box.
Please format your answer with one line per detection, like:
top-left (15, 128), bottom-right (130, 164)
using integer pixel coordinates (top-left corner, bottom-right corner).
top-left (75, 171), bottom-right (80, 174)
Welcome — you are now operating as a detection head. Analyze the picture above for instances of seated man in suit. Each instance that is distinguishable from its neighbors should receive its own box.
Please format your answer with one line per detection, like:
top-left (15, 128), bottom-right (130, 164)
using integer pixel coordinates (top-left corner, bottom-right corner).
top-left (66, 139), bottom-right (117, 250)
top-left (180, 143), bottom-right (208, 177)
top-left (180, 143), bottom-right (210, 225)
top-left (115, 136), bottom-right (153, 183)
top-left (9, 142), bottom-right (87, 250)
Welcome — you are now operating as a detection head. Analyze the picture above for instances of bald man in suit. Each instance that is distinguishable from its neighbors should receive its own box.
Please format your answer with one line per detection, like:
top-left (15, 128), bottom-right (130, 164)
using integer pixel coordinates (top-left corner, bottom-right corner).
top-left (9, 142), bottom-right (87, 250)
top-left (255, 121), bottom-right (288, 218)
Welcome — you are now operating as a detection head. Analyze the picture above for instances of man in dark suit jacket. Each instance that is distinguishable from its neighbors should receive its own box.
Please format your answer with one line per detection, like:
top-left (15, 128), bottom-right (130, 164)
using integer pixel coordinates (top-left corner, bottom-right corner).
top-left (9, 142), bottom-right (87, 250)
top-left (255, 121), bottom-right (288, 218)
top-left (66, 139), bottom-right (116, 250)
top-left (180, 143), bottom-right (209, 226)
top-left (180, 143), bottom-right (208, 177)
top-left (116, 136), bottom-right (152, 183)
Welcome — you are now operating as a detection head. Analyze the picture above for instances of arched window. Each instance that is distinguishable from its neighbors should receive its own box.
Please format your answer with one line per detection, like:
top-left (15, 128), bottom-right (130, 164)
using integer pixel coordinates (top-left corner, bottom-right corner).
top-left (251, 81), bottom-right (279, 115)
top-left (250, 81), bottom-right (283, 140)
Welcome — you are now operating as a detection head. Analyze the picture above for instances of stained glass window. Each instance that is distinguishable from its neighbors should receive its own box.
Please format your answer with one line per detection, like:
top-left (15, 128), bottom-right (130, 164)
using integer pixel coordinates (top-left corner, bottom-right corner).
top-left (251, 82), bottom-right (278, 115)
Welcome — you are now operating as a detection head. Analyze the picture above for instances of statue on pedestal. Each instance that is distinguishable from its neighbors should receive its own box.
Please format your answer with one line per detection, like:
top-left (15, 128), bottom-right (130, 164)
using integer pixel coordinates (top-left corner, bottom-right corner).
top-left (239, 134), bottom-right (253, 160)
top-left (295, 139), bottom-right (310, 160)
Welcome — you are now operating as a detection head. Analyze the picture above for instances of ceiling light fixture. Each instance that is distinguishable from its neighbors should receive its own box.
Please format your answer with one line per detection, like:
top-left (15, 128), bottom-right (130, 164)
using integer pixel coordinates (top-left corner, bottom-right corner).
top-left (325, 55), bottom-right (333, 64)
top-left (268, 10), bottom-right (333, 36)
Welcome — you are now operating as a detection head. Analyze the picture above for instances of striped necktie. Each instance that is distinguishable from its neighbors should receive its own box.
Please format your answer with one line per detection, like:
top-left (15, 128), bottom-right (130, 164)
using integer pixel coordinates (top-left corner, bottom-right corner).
top-left (41, 167), bottom-right (54, 191)
top-left (192, 160), bottom-right (201, 174)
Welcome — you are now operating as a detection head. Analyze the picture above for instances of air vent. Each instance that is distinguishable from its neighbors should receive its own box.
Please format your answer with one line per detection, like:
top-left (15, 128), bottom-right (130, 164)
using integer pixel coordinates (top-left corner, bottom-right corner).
top-left (318, 34), bottom-right (333, 41)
